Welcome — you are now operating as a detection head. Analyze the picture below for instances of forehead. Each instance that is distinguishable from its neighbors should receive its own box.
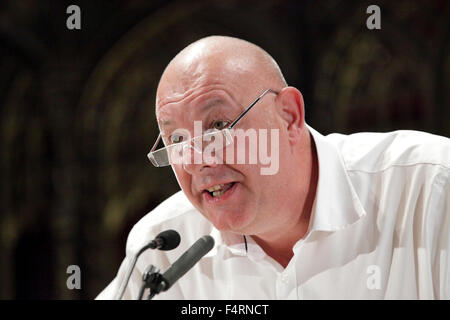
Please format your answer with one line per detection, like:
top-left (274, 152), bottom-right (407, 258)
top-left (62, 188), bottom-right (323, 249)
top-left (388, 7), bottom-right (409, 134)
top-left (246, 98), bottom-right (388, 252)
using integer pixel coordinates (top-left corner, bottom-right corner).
top-left (156, 49), bottom-right (259, 114)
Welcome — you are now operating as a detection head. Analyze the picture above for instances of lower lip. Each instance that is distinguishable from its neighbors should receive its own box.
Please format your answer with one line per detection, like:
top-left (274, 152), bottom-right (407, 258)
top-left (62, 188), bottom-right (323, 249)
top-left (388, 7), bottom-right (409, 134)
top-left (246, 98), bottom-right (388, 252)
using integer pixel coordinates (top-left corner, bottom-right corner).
top-left (203, 182), bottom-right (238, 205)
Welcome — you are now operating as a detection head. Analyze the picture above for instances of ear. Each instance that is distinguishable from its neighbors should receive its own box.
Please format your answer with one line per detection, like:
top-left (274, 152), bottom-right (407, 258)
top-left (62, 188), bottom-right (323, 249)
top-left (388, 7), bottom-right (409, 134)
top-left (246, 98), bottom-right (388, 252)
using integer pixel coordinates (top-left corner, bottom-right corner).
top-left (275, 87), bottom-right (305, 144)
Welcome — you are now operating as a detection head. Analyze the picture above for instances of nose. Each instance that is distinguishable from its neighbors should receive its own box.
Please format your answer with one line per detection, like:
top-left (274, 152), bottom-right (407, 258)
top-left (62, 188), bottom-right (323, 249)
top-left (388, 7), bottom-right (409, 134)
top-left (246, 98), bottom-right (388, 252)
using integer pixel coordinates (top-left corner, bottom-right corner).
top-left (182, 143), bottom-right (221, 174)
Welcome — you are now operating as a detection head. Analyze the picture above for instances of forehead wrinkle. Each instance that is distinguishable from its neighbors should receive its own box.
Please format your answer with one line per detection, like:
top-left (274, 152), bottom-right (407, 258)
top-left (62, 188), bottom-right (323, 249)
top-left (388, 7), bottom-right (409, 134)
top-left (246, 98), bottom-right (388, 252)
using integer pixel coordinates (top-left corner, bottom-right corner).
top-left (157, 86), bottom-right (240, 122)
top-left (157, 83), bottom-right (233, 110)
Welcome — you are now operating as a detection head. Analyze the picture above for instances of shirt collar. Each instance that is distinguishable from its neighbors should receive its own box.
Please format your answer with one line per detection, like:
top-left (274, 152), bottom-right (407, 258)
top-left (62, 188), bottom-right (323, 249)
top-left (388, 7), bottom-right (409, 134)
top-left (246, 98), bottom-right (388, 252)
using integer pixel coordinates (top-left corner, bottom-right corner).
top-left (209, 228), bottom-right (266, 258)
top-left (306, 124), bottom-right (367, 232)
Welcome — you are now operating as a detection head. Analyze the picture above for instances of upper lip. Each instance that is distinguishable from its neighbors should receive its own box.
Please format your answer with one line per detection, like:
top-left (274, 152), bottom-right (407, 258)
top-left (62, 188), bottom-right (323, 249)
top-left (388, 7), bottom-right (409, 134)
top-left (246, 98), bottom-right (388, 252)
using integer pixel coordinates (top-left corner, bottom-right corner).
top-left (198, 181), bottom-right (236, 193)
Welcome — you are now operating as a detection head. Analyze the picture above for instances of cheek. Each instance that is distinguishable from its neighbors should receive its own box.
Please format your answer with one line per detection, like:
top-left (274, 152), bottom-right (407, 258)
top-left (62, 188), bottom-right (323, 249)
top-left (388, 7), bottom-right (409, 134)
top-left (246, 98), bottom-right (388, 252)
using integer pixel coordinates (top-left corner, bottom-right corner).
top-left (172, 166), bottom-right (192, 194)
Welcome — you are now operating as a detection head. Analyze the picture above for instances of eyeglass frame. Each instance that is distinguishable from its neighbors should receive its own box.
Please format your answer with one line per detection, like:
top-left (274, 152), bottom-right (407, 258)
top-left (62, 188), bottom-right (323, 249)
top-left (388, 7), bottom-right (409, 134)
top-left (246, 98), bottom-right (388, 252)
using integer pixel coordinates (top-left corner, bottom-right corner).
top-left (147, 88), bottom-right (280, 167)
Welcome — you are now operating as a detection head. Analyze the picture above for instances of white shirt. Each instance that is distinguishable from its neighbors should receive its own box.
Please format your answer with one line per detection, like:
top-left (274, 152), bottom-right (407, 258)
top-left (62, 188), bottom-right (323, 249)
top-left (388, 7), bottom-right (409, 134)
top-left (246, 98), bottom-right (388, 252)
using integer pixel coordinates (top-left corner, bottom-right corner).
top-left (97, 125), bottom-right (450, 300)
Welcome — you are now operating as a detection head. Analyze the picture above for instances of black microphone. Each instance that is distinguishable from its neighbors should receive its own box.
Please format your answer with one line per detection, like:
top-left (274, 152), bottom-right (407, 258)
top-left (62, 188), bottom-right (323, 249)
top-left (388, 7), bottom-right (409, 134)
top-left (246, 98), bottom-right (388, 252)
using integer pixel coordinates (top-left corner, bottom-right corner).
top-left (156, 235), bottom-right (215, 293)
top-left (115, 229), bottom-right (181, 300)
top-left (147, 229), bottom-right (181, 251)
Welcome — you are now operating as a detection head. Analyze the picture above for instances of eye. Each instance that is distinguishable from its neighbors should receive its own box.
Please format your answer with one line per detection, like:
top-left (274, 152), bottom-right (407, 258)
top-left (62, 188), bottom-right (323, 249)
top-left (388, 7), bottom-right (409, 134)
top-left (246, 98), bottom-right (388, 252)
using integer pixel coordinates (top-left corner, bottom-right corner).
top-left (212, 120), bottom-right (230, 130)
top-left (170, 132), bottom-right (187, 144)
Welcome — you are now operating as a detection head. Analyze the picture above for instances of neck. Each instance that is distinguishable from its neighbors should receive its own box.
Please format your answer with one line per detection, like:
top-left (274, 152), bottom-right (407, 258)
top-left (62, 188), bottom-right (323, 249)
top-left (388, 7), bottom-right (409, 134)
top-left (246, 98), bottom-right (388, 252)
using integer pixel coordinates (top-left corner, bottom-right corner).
top-left (252, 130), bottom-right (319, 268)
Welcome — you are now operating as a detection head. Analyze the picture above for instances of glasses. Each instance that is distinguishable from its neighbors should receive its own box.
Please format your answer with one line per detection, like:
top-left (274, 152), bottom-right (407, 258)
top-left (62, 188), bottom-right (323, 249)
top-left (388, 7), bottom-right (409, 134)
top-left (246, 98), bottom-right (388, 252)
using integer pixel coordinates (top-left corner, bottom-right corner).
top-left (147, 88), bottom-right (279, 167)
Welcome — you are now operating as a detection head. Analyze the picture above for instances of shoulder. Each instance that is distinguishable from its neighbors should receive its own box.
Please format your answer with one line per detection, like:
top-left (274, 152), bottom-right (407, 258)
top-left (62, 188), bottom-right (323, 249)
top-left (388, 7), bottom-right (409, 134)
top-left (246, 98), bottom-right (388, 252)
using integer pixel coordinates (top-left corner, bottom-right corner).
top-left (325, 130), bottom-right (450, 173)
top-left (125, 191), bottom-right (213, 256)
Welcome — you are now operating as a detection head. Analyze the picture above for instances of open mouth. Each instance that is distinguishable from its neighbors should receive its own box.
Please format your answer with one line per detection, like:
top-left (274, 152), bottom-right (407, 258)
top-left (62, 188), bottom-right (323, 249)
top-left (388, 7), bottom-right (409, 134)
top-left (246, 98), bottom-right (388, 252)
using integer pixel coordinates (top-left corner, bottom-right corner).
top-left (204, 182), bottom-right (236, 198)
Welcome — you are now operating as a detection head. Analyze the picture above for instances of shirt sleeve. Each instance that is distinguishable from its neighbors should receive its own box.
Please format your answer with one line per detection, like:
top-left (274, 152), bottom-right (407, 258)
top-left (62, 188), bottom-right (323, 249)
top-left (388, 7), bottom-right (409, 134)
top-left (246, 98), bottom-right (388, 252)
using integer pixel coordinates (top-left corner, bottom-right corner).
top-left (435, 167), bottom-right (450, 299)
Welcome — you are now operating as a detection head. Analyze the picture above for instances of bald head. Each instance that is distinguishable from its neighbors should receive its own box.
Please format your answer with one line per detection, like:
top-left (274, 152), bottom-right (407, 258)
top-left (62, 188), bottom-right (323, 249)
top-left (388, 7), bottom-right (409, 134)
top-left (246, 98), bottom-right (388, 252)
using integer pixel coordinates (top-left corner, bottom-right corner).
top-left (156, 36), bottom-right (287, 115)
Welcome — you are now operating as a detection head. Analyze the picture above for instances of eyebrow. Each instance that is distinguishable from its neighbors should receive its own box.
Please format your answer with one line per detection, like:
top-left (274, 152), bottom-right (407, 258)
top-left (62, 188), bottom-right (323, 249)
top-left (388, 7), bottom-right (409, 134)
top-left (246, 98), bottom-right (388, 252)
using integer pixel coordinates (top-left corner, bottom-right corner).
top-left (199, 98), bottom-right (225, 112)
top-left (160, 119), bottom-right (171, 127)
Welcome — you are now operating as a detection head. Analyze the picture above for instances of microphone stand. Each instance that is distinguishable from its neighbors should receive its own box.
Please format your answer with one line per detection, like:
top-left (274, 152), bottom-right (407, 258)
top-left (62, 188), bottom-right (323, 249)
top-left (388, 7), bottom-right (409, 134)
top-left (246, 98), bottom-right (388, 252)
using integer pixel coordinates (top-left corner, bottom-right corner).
top-left (138, 235), bottom-right (214, 300)
top-left (115, 229), bottom-right (180, 300)
top-left (115, 242), bottom-right (154, 300)
top-left (138, 265), bottom-right (164, 300)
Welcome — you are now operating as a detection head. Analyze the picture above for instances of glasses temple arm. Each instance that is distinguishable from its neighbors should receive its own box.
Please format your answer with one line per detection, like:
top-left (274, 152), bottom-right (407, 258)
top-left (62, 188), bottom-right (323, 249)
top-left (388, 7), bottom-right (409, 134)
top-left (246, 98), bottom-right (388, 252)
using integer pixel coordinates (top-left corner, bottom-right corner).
top-left (150, 133), bottom-right (162, 153)
top-left (229, 89), bottom-right (279, 128)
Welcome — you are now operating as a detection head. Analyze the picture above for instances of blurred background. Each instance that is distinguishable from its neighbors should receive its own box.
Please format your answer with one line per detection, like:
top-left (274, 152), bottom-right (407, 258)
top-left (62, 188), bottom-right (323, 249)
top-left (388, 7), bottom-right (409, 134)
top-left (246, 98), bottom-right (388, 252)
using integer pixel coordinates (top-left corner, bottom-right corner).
top-left (0, 0), bottom-right (448, 299)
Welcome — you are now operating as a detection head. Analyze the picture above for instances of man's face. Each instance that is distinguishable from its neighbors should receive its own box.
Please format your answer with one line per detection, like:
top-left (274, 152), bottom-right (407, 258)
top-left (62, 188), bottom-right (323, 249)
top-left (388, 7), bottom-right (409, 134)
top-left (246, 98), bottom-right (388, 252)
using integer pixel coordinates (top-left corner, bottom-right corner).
top-left (156, 58), bottom-right (294, 236)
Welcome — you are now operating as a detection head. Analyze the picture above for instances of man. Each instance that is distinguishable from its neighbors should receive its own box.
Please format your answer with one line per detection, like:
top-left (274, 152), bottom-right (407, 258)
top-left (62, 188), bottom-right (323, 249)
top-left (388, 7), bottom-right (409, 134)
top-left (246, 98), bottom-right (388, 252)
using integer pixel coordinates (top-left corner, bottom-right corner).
top-left (97, 36), bottom-right (449, 299)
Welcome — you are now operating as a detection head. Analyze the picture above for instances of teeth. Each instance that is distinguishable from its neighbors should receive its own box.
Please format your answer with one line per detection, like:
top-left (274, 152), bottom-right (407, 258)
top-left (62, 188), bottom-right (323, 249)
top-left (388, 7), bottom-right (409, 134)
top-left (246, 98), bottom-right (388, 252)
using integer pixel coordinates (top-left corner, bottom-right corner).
top-left (208, 183), bottom-right (234, 197)
top-left (207, 184), bottom-right (224, 192)
top-left (212, 190), bottom-right (224, 197)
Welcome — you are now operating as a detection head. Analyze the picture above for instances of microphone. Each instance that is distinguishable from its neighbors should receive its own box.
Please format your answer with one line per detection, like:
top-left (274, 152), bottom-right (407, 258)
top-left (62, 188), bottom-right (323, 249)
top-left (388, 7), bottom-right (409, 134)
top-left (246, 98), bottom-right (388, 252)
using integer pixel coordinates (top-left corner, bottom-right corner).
top-left (147, 229), bottom-right (181, 251)
top-left (115, 229), bottom-right (181, 300)
top-left (156, 235), bottom-right (215, 293)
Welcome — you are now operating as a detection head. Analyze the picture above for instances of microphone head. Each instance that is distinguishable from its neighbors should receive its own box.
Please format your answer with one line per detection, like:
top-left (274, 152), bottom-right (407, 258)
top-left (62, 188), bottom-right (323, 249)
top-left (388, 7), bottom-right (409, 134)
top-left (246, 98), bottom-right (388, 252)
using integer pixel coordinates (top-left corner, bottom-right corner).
top-left (198, 235), bottom-right (215, 251)
top-left (155, 229), bottom-right (181, 251)
top-left (159, 234), bottom-right (215, 292)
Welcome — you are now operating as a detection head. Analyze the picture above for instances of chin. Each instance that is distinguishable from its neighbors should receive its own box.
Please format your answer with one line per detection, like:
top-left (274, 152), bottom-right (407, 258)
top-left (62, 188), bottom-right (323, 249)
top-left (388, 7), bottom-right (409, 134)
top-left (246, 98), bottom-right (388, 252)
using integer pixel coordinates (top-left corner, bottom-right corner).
top-left (207, 208), bottom-right (253, 233)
